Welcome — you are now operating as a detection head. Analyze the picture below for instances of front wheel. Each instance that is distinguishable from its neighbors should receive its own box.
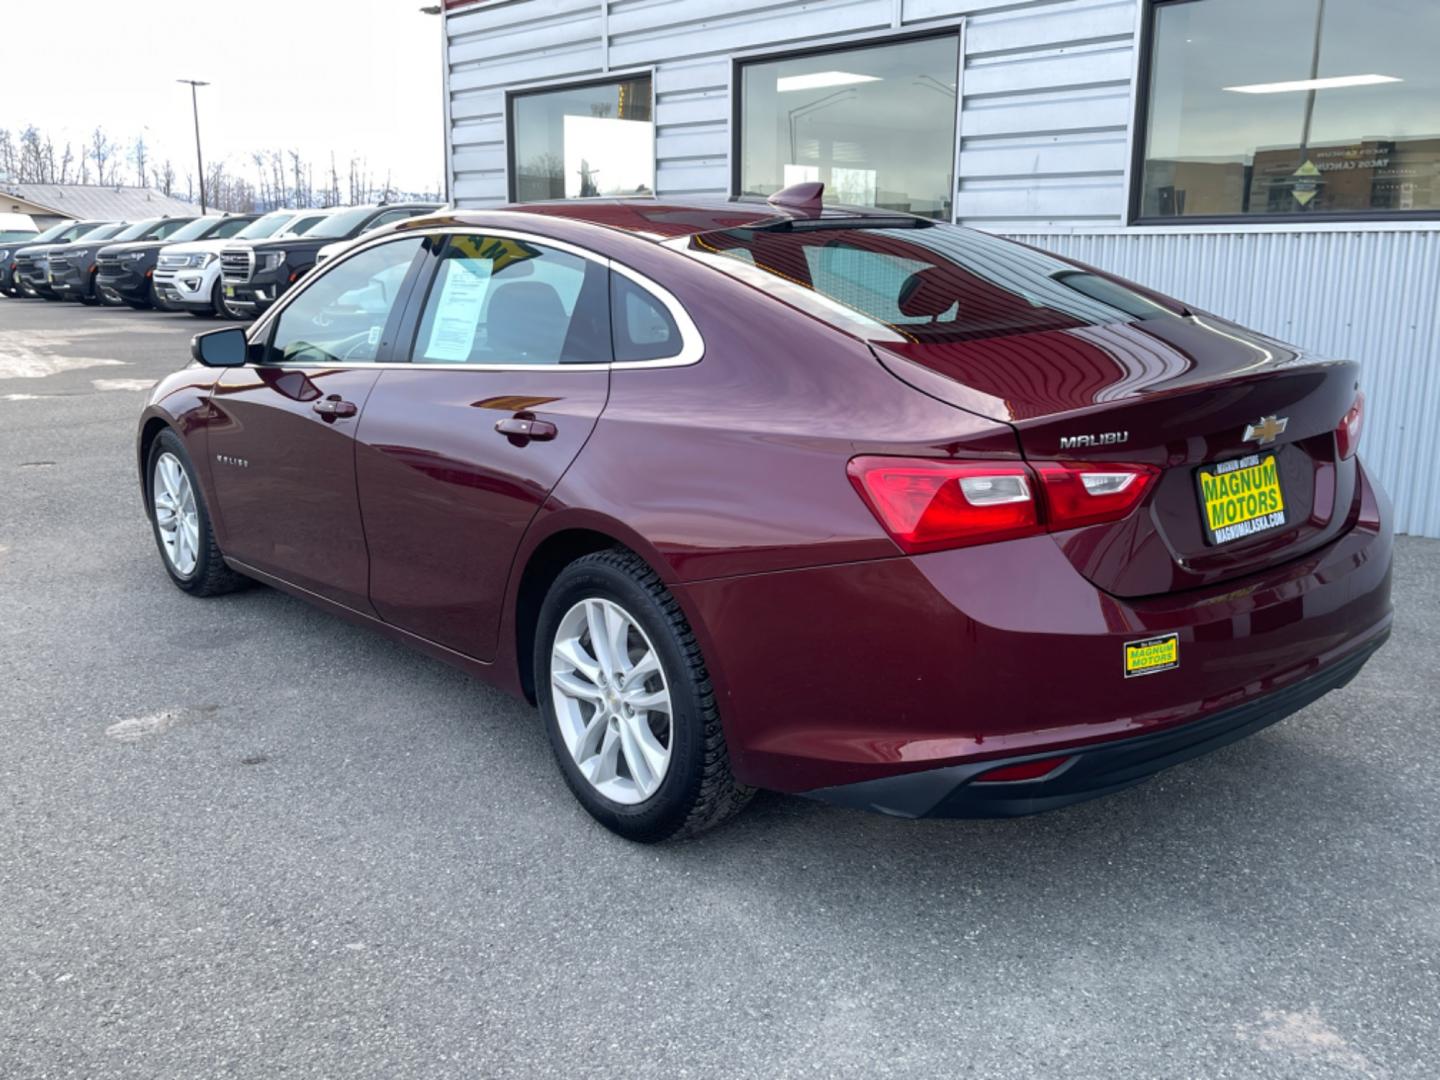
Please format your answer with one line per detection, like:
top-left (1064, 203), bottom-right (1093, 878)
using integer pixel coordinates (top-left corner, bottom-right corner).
top-left (146, 430), bottom-right (247, 596)
top-left (536, 550), bottom-right (753, 842)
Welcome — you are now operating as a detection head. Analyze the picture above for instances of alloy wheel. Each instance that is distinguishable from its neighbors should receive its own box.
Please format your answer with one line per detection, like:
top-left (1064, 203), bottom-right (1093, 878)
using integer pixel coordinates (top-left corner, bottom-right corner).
top-left (550, 598), bottom-right (673, 805)
top-left (152, 452), bottom-right (200, 576)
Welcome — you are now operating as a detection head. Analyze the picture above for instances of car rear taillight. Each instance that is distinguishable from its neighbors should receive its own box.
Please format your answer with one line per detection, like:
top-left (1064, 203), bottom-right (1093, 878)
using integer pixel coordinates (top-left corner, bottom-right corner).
top-left (848, 457), bottom-right (1160, 554)
top-left (846, 459), bottom-right (1040, 554)
top-left (1336, 391), bottom-right (1365, 460)
top-left (1032, 462), bottom-right (1159, 531)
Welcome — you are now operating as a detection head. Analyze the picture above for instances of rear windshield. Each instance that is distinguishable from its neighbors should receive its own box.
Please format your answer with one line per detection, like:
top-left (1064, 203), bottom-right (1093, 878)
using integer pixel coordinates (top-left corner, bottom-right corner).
top-left (0, 229), bottom-right (38, 242)
top-left (677, 222), bottom-right (1178, 345)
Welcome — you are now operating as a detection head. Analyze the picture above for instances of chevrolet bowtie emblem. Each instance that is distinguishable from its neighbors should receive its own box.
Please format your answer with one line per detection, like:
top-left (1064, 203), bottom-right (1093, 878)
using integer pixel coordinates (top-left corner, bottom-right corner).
top-left (1244, 415), bottom-right (1288, 445)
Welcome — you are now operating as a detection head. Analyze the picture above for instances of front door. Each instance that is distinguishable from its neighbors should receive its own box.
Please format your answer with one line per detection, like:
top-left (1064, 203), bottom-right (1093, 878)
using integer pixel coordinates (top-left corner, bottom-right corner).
top-left (355, 232), bottom-right (613, 660)
top-left (207, 236), bottom-right (427, 611)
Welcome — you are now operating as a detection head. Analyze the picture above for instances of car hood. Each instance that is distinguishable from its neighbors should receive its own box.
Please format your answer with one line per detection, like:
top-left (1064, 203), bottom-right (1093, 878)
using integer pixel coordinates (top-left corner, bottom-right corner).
top-left (100, 241), bottom-right (169, 257)
top-left (159, 239), bottom-right (230, 257)
top-left (246, 236), bottom-right (331, 253)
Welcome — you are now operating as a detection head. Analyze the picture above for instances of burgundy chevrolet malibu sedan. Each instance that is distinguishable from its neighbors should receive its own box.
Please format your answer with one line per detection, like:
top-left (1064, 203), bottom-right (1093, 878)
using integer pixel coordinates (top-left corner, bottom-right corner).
top-left (136, 188), bottom-right (1392, 841)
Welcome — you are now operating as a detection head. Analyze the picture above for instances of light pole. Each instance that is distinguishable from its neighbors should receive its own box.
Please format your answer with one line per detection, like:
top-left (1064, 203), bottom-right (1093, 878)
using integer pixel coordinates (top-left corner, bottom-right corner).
top-left (177, 79), bottom-right (210, 212)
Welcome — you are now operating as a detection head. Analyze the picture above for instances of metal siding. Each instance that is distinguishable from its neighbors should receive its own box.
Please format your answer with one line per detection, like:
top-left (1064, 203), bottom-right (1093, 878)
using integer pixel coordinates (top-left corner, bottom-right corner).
top-left (1007, 229), bottom-right (1440, 538)
top-left (443, 0), bottom-right (1135, 217)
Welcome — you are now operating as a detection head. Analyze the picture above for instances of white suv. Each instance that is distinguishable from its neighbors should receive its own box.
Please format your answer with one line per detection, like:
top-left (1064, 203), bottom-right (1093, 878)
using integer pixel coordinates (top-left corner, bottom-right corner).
top-left (154, 208), bottom-right (335, 318)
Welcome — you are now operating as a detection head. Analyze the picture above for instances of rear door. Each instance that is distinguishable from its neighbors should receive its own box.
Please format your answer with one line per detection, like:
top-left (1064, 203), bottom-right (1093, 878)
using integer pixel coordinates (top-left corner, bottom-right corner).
top-left (207, 235), bottom-right (428, 611)
top-left (355, 231), bottom-right (613, 661)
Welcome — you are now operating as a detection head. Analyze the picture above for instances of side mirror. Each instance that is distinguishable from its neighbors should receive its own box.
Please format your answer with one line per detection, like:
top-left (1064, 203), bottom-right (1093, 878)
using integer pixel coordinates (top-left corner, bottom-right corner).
top-left (191, 326), bottom-right (250, 368)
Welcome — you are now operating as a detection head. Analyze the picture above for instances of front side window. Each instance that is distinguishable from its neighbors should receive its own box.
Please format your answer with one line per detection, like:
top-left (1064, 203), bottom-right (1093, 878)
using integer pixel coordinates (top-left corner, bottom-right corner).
top-left (737, 35), bottom-right (960, 219)
top-left (510, 76), bottom-right (654, 202)
top-left (1138, 0), bottom-right (1440, 220)
top-left (411, 234), bottom-right (609, 365)
top-left (267, 238), bottom-right (424, 365)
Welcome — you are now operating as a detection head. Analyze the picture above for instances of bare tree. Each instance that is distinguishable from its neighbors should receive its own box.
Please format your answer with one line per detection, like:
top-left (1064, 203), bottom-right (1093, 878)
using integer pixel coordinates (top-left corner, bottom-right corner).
top-left (0, 129), bottom-right (16, 181)
top-left (59, 143), bottom-right (75, 184)
top-left (131, 135), bottom-right (149, 188)
top-left (90, 127), bottom-right (117, 186)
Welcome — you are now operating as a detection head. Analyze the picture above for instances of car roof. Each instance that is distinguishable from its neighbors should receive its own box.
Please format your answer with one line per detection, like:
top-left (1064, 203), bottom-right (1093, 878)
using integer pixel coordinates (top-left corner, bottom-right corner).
top-left (406, 197), bottom-right (918, 241)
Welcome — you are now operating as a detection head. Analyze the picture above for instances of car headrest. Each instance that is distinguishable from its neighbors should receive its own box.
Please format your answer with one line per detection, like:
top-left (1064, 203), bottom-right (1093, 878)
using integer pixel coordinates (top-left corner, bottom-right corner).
top-left (487, 281), bottom-right (568, 361)
top-left (897, 268), bottom-right (957, 319)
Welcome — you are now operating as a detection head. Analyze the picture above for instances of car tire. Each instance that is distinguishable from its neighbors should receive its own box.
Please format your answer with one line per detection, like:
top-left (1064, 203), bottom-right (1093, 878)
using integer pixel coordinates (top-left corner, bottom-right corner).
top-left (535, 549), bottom-right (753, 842)
top-left (145, 429), bottom-right (248, 597)
top-left (78, 274), bottom-right (100, 306)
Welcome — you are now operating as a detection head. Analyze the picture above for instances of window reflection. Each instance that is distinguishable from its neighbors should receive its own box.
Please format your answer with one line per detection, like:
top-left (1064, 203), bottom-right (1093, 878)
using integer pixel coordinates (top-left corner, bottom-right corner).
top-left (738, 36), bottom-right (959, 220)
top-left (510, 77), bottom-right (655, 202)
top-left (1140, 0), bottom-right (1440, 218)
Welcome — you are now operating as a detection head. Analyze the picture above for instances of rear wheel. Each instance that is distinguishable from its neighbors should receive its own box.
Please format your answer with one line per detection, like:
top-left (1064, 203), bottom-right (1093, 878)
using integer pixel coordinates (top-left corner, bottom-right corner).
top-left (146, 430), bottom-right (247, 597)
top-left (536, 550), bottom-right (753, 842)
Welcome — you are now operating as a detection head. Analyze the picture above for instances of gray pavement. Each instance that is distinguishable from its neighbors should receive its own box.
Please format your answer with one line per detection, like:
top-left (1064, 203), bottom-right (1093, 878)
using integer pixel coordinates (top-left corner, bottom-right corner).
top-left (1, 297), bottom-right (1437, 1079)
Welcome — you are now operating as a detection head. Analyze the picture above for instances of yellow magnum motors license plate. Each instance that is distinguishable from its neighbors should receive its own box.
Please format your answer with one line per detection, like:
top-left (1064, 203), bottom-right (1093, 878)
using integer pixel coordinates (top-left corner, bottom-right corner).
top-left (1197, 452), bottom-right (1286, 545)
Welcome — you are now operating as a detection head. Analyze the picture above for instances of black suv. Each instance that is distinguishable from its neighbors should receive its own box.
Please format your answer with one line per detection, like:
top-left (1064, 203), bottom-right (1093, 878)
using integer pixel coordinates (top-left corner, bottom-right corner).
top-left (93, 216), bottom-right (230, 308)
top-left (6, 220), bottom-right (117, 299)
top-left (220, 202), bottom-right (441, 315)
top-left (45, 222), bottom-right (134, 304)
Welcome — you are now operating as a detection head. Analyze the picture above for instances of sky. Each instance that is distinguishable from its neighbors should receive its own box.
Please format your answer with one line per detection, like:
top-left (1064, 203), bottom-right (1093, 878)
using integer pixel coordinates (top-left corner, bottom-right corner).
top-left (3, 0), bottom-right (445, 196)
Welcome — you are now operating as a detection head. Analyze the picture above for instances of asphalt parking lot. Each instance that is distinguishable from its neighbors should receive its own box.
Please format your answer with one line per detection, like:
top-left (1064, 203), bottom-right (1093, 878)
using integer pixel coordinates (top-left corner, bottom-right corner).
top-left (2, 297), bottom-right (1438, 1079)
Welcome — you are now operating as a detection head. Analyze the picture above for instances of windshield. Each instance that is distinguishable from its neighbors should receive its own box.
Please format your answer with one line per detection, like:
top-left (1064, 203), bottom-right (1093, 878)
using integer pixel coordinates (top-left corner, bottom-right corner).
top-left (110, 219), bottom-right (165, 242)
top-left (678, 222), bottom-right (1180, 345)
top-left (0, 230), bottom-right (38, 242)
top-left (234, 212), bottom-right (296, 241)
top-left (165, 217), bottom-right (225, 243)
top-left (147, 218), bottom-right (197, 241)
top-left (306, 207), bottom-right (376, 239)
top-left (24, 222), bottom-right (79, 244)
top-left (284, 214), bottom-right (327, 236)
top-left (74, 223), bottom-right (128, 242)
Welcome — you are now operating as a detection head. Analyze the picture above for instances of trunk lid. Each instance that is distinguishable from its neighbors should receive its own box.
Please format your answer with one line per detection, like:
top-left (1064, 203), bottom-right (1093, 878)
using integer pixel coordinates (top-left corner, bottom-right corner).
top-left (875, 315), bottom-right (1362, 597)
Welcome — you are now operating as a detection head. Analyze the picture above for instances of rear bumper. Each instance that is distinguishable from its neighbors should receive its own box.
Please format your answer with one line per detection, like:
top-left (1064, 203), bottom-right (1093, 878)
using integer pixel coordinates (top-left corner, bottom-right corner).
top-left (805, 630), bottom-right (1387, 818)
top-left (676, 460), bottom-right (1394, 800)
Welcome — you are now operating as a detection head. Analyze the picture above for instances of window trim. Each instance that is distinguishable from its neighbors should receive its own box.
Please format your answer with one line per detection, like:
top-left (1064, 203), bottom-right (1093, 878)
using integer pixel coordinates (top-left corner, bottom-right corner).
top-left (504, 69), bottom-right (658, 205)
top-left (728, 24), bottom-right (965, 221)
top-left (1129, 0), bottom-right (1440, 226)
top-left (246, 224), bottom-right (704, 372)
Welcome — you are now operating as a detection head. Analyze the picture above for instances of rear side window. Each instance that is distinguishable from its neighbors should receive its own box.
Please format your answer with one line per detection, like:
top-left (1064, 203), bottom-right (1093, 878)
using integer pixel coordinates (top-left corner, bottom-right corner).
top-left (611, 273), bottom-right (681, 362)
top-left (411, 234), bottom-right (610, 365)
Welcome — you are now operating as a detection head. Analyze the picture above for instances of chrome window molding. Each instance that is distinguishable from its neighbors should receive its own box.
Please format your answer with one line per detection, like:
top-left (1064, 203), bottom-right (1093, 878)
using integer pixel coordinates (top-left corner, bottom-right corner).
top-left (243, 224), bottom-right (704, 373)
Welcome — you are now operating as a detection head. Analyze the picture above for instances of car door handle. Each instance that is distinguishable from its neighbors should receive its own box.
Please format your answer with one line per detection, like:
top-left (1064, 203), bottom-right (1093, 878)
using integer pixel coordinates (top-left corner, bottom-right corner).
top-left (313, 396), bottom-right (358, 420)
top-left (495, 416), bottom-right (557, 442)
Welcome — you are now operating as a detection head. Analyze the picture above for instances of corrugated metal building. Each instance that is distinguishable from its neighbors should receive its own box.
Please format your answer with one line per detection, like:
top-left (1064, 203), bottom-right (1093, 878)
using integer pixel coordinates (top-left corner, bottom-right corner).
top-left (1, 184), bottom-right (203, 228)
top-left (439, 0), bottom-right (1440, 537)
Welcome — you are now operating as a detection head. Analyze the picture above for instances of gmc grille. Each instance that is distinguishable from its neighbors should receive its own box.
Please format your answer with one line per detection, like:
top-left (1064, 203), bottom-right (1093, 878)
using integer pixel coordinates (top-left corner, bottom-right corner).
top-left (221, 249), bottom-right (252, 282)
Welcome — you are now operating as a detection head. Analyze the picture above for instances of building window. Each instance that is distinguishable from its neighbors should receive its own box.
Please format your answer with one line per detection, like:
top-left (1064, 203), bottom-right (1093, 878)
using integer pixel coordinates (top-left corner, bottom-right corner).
top-left (1137, 0), bottom-right (1440, 221)
top-left (509, 76), bottom-right (654, 202)
top-left (736, 34), bottom-right (959, 220)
